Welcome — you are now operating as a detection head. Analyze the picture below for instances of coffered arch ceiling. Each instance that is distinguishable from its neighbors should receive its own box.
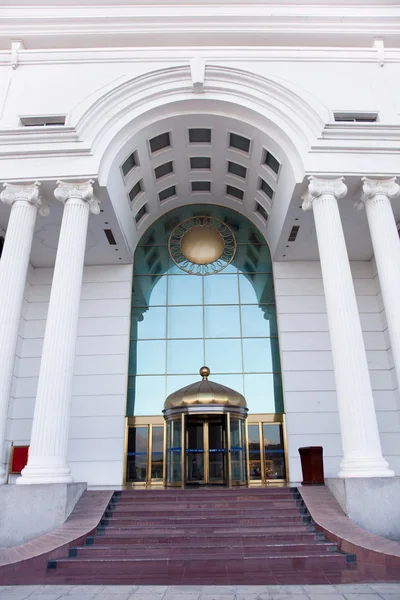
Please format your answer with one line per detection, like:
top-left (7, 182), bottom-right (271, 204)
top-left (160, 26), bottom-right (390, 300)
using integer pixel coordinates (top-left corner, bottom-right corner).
top-left (107, 112), bottom-right (294, 253)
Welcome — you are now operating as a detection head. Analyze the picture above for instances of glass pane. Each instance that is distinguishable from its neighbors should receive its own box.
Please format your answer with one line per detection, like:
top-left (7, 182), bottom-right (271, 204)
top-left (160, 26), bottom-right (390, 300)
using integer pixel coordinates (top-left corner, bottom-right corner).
top-left (204, 305), bottom-right (240, 338)
top-left (166, 374), bottom-right (202, 396)
top-left (241, 305), bottom-right (277, 337)
top-left (167, 339), bottom-right (204, 374)
top-left (263, 424), bottom-right (286, 480)
top-left (208, 421), bottom-right (226, 482)
top-left (242, 338), bottom-right (276, 373)
top-left (126, 427), bottom-right (148, 482)
top-left (166, 419), bottom-right (182, 484)
top-left (230, 418), bottom-right (245, 482)
top-left (132, 276), bottom-right (167, 306)
top-left (205, 338), bottom-right (242, 373)
top-left (168, 306), bottom-right (203, 338)
top-left (134, 375), bottom-right (165, 415)
top-left (210, 373), bottom-right (244, 395)
top-left (186, 422), bottom-right (205, 483)
top-left (168, 275), bottom-right (202, 305)
top-left (133, 307), bottom-right (167, 339)
top-left (204, 274), bottom-right (239, 304)
top-left (151, 426), bottom-right (164, 480)
top-left (244, 373), bottom-right (278, 413)
top-left (236, 244), bottom-right (272, 273)
top-left (248, 424), bottom-right (262, 481)
top-left (239, 274), bottom-right (275, 304)
top-left (136, 340), bottom-right (166, 375)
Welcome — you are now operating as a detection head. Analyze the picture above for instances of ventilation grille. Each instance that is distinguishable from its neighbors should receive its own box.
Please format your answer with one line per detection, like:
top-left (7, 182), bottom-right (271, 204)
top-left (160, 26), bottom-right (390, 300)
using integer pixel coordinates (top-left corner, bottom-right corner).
top-left (20, 116), bottom-right (66, 127)
top-left (334, 112), bottom-right (378, 123)
top-left (104, 229), bottom-right (117, 245)
top-left (288, 225), bottom-right (300, 242)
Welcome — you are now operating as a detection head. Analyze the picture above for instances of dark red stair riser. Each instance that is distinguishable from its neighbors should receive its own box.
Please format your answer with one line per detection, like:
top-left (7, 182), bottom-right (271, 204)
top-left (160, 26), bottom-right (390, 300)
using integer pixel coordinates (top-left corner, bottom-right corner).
top-left (45, 488), bottom-right (355, 584)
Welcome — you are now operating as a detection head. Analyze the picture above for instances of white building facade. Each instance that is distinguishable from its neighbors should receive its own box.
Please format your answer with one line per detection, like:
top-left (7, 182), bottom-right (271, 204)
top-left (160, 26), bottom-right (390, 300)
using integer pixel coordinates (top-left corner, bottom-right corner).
top-left (0, 0), bottom-right (399, 488)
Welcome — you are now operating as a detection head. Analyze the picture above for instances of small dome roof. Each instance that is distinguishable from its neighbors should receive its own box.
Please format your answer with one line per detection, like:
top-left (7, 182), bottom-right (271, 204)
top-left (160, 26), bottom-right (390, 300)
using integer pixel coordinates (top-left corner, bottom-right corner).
top-left (163, 366), bottom-right (247, 411)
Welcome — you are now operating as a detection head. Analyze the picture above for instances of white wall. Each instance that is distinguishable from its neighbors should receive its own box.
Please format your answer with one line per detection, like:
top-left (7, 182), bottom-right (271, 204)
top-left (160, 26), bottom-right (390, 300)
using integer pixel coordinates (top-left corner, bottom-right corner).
top-left (8, 263), bottom-right (132, 486)
top-left (275, 259), bottom-right (400, 482)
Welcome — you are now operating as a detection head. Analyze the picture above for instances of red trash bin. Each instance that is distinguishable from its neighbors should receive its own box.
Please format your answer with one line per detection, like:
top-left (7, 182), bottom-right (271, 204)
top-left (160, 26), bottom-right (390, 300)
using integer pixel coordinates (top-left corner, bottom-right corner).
top-left (298, 446), bottom-right (324, 485)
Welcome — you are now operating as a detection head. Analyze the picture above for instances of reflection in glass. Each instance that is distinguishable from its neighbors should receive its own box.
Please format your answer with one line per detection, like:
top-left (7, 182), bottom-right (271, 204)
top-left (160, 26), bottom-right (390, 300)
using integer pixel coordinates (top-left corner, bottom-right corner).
top-left (129, 204), bottom-right (284, 420)
top-left (167, 339), bottom-right (204, 374)
top-left (263, 424), bottom-right (286, 479)
top-left (244, 374), bottom-right (278, 413)
top-left (230, 418), bottom-right (246, 482)
top-left (166, 419), bottom-right (182, 484)
top-left (210, 373), bottom-right (244, 395)
top-left (204, 305), bottom-right (240, 338)
top-left (166, 374), bottom-right (203, 396)
top-left (132, 276), bottom-right (167, 306)
top-left (248, 424), bottom-right (262, 481)
top-left (168, 306), bottom-right (203, 338)
top-left (151, 426), bottom-right (164, 480)
top-left (133, 307), bottom-right (167, 339)
top-left (186, 422), bottom-right (204, 482)
top-left (242, 338), bottom-right (275, 373)
top-left (241, 305), bottom-right (277, 337)
top-left (239, 273), bottom-right (275, 304)
top-left (205, 338), bottom-right (242, 373)
top-left (168, 275), bottom-right (202, 305)
top-left (236, 244), bottom-right (272, 273)
top-left (136, 340), bottom-right (166, 375)
top-left (134, 376), bottom-right (165, 415)
top-left (126, 427), bottom-right (148, 482)
top-left (204, 274), bottom-right (239, 304)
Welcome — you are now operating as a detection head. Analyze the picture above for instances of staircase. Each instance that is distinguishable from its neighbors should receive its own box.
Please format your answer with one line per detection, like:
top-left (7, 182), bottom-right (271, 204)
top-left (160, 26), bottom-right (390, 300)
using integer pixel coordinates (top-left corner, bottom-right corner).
top-left (46, 488), bottom-right (356, 585)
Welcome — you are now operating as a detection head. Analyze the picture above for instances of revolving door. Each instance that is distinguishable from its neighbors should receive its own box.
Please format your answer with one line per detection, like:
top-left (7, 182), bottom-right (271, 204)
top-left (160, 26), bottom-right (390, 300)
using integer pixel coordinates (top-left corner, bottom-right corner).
top-left (165, 410), bottom-right (247, 487)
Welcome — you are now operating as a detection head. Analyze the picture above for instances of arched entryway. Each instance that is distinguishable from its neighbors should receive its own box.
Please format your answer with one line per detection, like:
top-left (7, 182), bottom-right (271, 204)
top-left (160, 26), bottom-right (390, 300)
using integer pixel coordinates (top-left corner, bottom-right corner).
top-left (125, 204), bottom-right (287, 487)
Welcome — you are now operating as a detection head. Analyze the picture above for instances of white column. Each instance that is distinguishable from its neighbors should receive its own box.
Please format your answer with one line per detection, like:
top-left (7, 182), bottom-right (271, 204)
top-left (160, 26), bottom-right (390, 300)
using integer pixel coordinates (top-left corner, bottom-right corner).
top-left (0, 182), bottom-right (46, 484)
top-left (356, 177), bottom-right (400, 392)
top-left (302, 176), bottom-right (393, 478)
top-left (18, 180), bottom-right (99, 485)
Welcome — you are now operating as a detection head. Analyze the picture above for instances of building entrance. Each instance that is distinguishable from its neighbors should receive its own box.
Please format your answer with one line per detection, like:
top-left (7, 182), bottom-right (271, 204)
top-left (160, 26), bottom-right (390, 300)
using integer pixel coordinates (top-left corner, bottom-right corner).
top-left (186, 418), bottom-right (227, 485)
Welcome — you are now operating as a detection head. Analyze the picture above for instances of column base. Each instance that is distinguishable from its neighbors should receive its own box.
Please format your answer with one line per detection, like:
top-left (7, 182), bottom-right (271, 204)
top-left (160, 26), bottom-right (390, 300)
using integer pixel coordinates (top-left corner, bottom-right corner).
top-left (16, 462), bottom-right (73, 485)
top-left (338, 456), bottom-right (394, 478)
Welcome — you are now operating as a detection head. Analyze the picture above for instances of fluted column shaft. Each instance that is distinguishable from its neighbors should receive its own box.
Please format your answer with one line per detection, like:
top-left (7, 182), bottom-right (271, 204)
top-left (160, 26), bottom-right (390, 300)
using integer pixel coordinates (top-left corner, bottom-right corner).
top-left (0, 182), bottom-right (45, 484)
top-left (303, 176), bottom-right (393, 478)
top-left (18, 180), bottom-right (99, 485)
top-left (357, 177), bottom-right (400, 393)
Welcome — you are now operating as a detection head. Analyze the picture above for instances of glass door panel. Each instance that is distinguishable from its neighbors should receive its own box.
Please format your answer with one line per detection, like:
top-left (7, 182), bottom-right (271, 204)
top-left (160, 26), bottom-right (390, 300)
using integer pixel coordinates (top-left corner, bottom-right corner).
top-left (166, 418), bottom-right (183, 486)
top-left (151, 425), bottom-right (164, 481)
top-left (126, 426), bottom-right (148, 483)
top-left (263, 423), bottom-right (286, 480)
top-left (208, 420), bottom-right (226, 483)
top-left (248, 424), bottom-right (262, 481)
top-left (230, 417), bottom-right (246, 483)
top-left (186, 422), bottom-right (205, 483)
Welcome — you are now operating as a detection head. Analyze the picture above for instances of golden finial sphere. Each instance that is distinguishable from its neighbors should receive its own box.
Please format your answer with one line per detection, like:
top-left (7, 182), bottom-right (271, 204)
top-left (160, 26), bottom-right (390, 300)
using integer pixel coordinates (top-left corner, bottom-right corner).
top-left (199, 366), bottom-right (210, 380)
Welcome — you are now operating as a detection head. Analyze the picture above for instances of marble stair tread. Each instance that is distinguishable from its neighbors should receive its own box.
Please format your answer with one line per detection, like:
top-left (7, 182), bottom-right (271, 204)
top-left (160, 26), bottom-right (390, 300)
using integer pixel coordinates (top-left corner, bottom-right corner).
top-left (45, 488), bottom-right (357, 584)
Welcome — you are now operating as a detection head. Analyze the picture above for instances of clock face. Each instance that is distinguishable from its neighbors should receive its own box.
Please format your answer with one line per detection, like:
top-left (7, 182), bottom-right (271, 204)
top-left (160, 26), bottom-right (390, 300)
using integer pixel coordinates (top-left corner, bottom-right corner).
top-left (168, 216), bottom-right (236, 275)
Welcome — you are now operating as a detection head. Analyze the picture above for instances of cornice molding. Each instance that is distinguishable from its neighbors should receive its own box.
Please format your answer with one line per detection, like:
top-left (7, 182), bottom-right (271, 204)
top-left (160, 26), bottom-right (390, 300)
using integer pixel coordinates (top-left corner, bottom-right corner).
top-left (0, 5), bottom-right (399, 50)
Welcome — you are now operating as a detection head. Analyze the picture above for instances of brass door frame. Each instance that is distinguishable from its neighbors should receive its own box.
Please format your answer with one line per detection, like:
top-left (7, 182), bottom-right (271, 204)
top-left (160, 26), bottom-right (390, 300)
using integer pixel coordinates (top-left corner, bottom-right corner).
top-left (184, 416), bottom-right (227, 485)
top-left (125, 412), bottom-right (287, 487)
top-left (245, 414), bottom-right (287, 486)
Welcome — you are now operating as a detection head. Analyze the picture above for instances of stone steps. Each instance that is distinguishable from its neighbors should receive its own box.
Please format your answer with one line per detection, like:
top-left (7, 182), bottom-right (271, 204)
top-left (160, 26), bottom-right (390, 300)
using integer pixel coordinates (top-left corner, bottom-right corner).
top-left (46, 487), bottom-right (357, 584)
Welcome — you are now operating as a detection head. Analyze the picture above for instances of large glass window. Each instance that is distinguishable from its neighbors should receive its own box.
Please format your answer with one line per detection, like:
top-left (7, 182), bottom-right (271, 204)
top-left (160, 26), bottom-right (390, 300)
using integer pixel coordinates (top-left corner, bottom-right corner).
top-left (127, 204), bottom-right (283, 416)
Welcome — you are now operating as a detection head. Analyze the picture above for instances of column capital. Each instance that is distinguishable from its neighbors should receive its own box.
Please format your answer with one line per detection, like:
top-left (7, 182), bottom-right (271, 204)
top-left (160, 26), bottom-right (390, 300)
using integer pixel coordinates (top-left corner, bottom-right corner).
top-left (302, 176), bottom-right (347, 212)
top-left (355, 176), bottom-right (400, 210)
top-left (0, 181), bottom-right (49, 216)
top-left (54, 179), bottom-right (100, 215)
